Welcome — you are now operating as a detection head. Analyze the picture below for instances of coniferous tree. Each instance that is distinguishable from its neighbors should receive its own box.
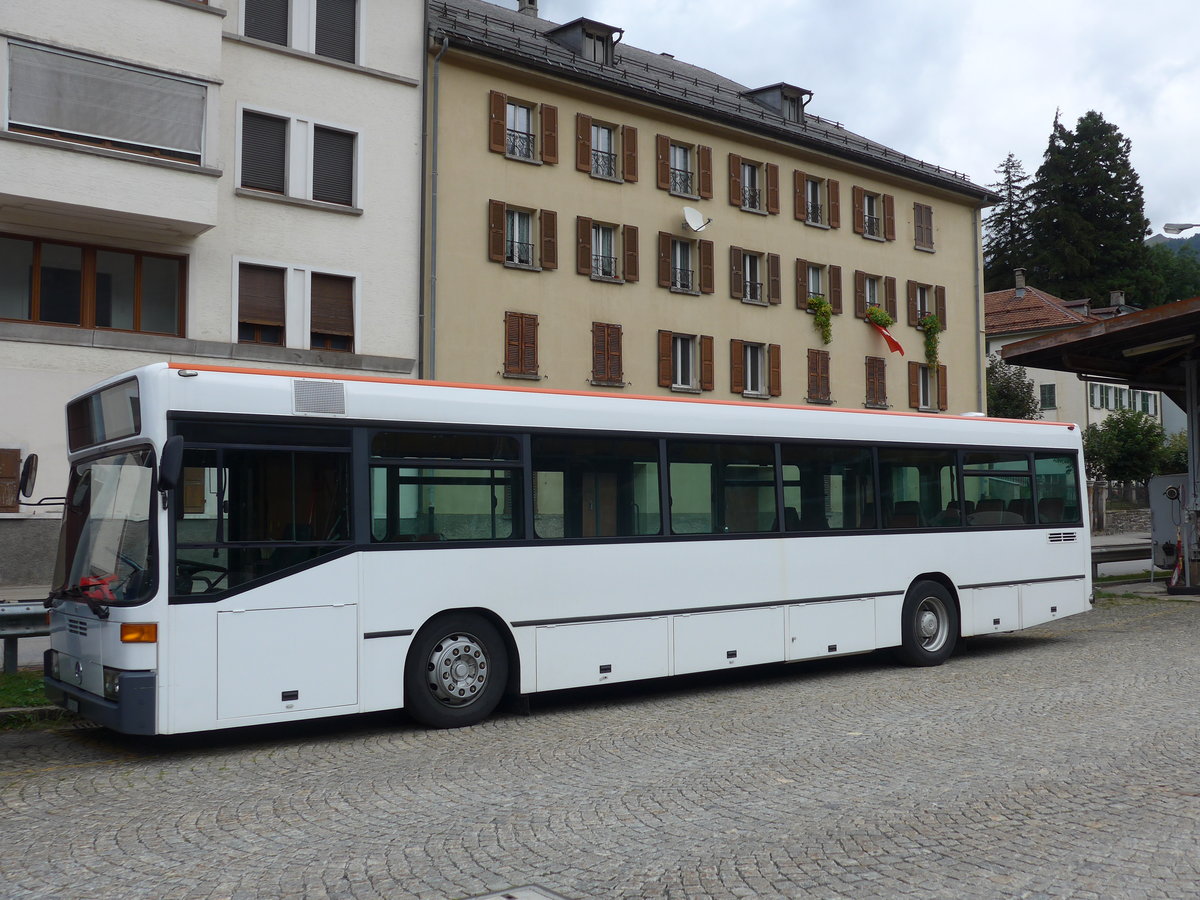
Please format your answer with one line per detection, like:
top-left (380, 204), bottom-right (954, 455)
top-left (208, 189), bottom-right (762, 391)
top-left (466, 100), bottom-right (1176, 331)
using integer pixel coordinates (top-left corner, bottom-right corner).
top-left (983, 153), bottom-right (1033, 291)
top-left (1026, 110), bottom-right (1151, 307)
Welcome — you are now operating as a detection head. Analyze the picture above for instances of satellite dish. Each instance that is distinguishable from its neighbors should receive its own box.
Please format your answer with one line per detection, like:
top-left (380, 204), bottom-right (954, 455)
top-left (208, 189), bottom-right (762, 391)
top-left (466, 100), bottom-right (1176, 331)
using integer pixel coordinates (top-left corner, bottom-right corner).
top-left (682, 206), bottom-right (711, 232)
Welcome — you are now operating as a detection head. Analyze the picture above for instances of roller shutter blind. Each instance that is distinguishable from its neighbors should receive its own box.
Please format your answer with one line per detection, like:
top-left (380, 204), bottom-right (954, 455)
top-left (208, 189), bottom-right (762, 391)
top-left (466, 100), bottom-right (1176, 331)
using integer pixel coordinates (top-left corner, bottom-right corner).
top-left (312, 126), bottom-right (355, 206)
top-left (241, 111), bottom-right (287, 193)
top-left (311, 273), bottom-right (354, 345)
top-left (315, 0), bottom-right (357, 63)
top-left (238, 264), bottom-right (285, 328)
top-left (244, 0), bottom-right (289, 45)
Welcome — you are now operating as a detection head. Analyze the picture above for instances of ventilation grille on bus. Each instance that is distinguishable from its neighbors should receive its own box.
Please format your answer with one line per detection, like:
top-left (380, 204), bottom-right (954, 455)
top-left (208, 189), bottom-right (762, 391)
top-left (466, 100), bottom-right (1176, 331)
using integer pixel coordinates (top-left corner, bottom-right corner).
top-left (67, 617), bottom-right (87, 636)
top-left (293, 379), bottom-right (346, 415)
top-left (1048, 532), bottom-right (1077, 544)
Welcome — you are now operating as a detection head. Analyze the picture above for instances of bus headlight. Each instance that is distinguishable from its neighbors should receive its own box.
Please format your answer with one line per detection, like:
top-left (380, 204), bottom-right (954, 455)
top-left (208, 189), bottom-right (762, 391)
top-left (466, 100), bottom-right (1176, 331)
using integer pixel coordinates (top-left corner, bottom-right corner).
top-left (103, 667), bottom-right (121, 701)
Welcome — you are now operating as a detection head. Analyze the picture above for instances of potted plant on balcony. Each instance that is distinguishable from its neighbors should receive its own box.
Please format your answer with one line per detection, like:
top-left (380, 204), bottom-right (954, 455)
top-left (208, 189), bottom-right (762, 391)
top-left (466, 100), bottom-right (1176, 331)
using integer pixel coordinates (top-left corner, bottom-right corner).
top-left (806, 294), bottom-right (833, 344)
top-left (918, 312), bottom-right (942, 368)
top-left (865, 305), bottom-right (903, 355)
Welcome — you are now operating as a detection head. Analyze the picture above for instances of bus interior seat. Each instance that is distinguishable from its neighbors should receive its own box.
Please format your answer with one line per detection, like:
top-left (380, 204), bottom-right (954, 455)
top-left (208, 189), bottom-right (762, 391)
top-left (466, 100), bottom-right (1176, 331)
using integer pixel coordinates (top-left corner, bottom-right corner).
top-left (976, 498), bottom-right (1004, 514)
top-left (1038, 497), bottom-right (1065, 522)
top-left (1007, 499), bottom-right (1031, 523)
top-left (890, 500), bottom-right (923, 528)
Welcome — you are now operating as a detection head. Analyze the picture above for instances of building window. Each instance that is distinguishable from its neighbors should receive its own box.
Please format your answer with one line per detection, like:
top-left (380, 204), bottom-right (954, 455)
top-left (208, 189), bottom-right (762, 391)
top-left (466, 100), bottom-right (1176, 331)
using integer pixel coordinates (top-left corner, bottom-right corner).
top-left (238, 263), bottom-right (285, 345)
top-left (243, 0), bottom-right (358, 64)
top-left (906, 281), bottom-right (947, 328)
top-left (731, 340), bottom-right (781, 398)
top-left (576, 218), bottom-right (638, 282)
top-left (0, 233), bottom-right (184, 335)
top-left (310, 272), bottom-right (354, 351)
top-left (729, 154), bottom-right (779, 214)
top-left (742, 251), bottom-right (762, 303)
top-left (591, 322), bottom-right (623, 386)
top-left (795, 259), bottom-right (843, 312)
top-left (582, 31), bottom-right (610, 64)
top-left (731, 248), bottom-right (781, 304)
top-left (866, 356), bottom-right (887, 408)
top-left (855, 271), bottom-right (897, 320)
top-left (240, 110), bottom-right (356, 207)
top-left (1136, 391), bottom-right (1159, 416)
top-left (793, 171), bottom-right (840, 227)
top-left (658, 233), bottom-right (714, 294)
top-left (909, 362), bottom-right (948, 411)
top-left (7, 42), bottom-right (206, 165)
top-left (489, 201), bottom-right (557, 270)
top-left (1040, 384), bottom-right (1057, 410)
top-left (783, 95), bottom-right (802, 123)
top-left (575, 114), bottom-right (637, 182)
top-left (807, 349), bottom-right (831, 404)
top-left (504, 312), bottom-right (538, 378)
top-left (656, 136), bottom-right (713, 198)
top-left (853, 186), bottom-right (895, 240)
top-left (1089, 383), bottom-right (1103, 409)
top-left (489, 92), bottom-right (558, 164)
top-left (592, 223), bottom-right (616, 278)
top-left (914, 202), bottom-right (935, 250)
top-left (658, 331), bottom-right (713, 392)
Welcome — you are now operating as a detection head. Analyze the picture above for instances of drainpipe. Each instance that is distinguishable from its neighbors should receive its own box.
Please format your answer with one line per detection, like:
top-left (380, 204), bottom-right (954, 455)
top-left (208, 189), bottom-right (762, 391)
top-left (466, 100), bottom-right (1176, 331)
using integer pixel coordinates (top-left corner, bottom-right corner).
top-left (973, 208), bottom-right (985, 411)
top-left (424, 35), bottom-right (449, 380)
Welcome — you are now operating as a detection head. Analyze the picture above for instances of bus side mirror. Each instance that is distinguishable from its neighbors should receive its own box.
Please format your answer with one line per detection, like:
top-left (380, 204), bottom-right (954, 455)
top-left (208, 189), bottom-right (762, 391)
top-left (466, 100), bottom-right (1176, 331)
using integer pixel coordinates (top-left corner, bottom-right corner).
top-left (158, 436), bottom-right (184, 492)
top-left (19, 454), bottom-right (37, 498)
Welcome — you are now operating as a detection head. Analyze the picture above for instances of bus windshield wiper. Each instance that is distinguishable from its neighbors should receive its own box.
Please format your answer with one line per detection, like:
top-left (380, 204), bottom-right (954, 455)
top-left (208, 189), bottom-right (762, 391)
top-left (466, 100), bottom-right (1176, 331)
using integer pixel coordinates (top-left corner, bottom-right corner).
top-left (44, 581), bottom-right (112, 619)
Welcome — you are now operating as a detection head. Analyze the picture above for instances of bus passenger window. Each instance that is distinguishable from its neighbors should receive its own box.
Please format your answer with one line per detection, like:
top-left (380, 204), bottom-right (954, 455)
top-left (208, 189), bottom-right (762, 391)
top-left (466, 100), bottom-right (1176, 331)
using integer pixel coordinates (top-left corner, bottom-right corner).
top-left (370, 466), bottom-right (519, 542)
top-left (780, 444), bottom-right (874, 531)
top-left (1035, 453), bottom-right (1081, 525)
top-left (963, 452), bottom-right (1033, 526)
top-left (877, 447), bottom-right (957, 529)
top-left (668, 441), bottom-right (775, 535)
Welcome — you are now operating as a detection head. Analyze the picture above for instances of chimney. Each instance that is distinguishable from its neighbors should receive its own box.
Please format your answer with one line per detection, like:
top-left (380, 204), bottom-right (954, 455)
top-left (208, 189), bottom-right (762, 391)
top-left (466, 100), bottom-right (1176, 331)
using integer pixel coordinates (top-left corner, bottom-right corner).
top-left (1109, 290), bottom-right (1125, 307)
top-left (1014, 268), bottom-right (1026, 299)
top-left (517, 0), bottom-right (538, 16)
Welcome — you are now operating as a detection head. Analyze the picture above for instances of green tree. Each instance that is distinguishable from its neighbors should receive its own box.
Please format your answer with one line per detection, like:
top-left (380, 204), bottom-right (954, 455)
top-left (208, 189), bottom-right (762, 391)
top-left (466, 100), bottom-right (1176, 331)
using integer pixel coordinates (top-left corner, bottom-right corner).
top-left (983, 152), bottom-right (1033, 292)
top-left (1026, 110), bottom-right (1151, 307)
top-left (1083, 409), bottom-right (1164, 484)
top-left (1159, 430), bottom-right (1189, 475)
top-left (986, 353), bottom-right (1042, 419)
top-left (1142, 242), bottom-right (1200, 308)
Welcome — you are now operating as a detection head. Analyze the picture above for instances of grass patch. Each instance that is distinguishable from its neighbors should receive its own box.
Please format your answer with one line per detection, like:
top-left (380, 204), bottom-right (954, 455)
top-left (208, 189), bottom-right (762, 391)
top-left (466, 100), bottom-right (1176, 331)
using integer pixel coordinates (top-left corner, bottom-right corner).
top-left (0, 670), bottom-right (48, 708)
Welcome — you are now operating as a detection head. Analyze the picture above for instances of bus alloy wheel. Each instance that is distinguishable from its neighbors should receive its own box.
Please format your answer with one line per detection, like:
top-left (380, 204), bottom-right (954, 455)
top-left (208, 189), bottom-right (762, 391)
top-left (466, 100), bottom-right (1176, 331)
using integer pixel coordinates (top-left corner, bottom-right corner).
top-left (895, 580), bottom-right (958, 667)
top-left (405, 613), bottom-right (508, 728)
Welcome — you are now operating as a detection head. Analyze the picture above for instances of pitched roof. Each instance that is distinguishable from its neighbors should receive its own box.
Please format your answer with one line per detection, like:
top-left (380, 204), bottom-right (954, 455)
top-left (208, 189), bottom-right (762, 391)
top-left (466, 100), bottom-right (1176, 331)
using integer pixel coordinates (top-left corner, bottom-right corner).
top-left (429, 0), bottom-right (996, 203)
top-left (984, 285), bottom-right (1094, 336)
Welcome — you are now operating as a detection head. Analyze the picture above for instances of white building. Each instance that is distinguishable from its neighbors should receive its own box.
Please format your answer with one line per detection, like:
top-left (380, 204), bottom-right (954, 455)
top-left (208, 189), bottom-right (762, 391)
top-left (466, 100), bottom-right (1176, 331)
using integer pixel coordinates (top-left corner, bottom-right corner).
top-left (0, 0), bottom-right (424, 585)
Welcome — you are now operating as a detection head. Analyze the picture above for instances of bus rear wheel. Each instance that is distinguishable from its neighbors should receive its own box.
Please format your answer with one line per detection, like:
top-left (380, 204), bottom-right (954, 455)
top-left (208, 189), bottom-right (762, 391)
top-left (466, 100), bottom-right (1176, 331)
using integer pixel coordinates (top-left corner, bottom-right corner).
top-left (894, 580), bottom-right (958, 667)
top-left (404, 613), bottom-right (508, 728)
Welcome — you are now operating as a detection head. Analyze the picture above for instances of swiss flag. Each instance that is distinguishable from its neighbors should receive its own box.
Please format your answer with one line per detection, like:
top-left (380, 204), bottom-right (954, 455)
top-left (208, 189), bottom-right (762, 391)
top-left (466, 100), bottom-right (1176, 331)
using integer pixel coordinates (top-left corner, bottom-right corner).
top-left (870, 322), bottom-right (905, 355)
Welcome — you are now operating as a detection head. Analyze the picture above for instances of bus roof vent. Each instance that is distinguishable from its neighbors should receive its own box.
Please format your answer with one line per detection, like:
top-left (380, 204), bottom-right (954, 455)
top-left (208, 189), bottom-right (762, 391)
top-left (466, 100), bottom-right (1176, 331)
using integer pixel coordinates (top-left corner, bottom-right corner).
top-left (293, 379), bottom-right (346, 415)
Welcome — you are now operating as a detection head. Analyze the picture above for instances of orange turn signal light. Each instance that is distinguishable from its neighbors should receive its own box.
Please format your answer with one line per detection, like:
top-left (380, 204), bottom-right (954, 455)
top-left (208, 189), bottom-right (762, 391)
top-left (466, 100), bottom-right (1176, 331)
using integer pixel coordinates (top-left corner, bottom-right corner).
top-left (120, 623), bottom-right (158, 643)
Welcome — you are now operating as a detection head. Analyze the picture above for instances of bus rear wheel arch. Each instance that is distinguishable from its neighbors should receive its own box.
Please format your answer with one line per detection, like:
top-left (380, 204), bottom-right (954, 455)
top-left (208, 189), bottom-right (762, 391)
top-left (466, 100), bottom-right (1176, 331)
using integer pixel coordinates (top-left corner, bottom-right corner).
top-left (403, 611), bottom-right (510, 728)
top-left (894, 578), bottom-right (959, 667)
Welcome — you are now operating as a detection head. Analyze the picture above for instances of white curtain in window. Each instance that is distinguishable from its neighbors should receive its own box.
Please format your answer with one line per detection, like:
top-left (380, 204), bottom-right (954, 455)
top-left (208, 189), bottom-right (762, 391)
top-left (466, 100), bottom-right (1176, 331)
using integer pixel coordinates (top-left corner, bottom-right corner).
top-left (9, 44), bottom-right (205, 156)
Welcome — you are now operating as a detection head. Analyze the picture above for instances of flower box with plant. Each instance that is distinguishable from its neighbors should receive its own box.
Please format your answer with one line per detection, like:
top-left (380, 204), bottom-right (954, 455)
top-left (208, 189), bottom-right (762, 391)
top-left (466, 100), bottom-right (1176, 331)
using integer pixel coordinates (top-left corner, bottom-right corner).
top-left (806, 294), bottom-right (833, 344)
top-left (865, 305), bottom-right (894, 328)
top-left (918, 313), bottom-right (942, 367)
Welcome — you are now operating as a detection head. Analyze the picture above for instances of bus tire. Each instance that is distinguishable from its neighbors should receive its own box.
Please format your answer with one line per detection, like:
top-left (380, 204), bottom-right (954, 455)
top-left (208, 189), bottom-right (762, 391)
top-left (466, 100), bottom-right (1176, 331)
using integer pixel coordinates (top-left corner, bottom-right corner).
top-left (894, 580), bottom-right (958, 667)
top-left (404, 613), bottom-right (508, 728)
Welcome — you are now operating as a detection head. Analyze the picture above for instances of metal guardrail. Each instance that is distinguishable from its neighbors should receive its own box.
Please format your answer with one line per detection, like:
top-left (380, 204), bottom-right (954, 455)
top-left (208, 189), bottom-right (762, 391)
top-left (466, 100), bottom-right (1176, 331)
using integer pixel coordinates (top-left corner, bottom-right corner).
top-left (0, 602), bottom-right (49, 675)
top-left (1091, 545), bottom-right (1153, 582)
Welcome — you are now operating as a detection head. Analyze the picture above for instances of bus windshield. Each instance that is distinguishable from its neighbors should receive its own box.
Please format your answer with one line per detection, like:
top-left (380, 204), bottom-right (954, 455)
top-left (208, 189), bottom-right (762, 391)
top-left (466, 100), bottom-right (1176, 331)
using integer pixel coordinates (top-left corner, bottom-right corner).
top-left (52, 448), bottom-right (155, 605)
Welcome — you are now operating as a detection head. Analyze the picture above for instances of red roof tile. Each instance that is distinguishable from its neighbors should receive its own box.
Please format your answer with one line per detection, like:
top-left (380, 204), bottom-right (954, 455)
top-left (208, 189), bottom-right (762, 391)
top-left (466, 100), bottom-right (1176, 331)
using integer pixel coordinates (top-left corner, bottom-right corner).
top-left (984, 285), bottom-right (1094, 336)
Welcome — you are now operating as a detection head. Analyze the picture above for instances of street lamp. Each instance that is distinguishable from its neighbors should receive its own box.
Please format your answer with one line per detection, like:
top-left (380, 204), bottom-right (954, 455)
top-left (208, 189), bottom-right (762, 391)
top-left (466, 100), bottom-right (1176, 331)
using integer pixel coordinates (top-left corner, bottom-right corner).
top-left (1164, 223), bottom-right (1199, 235)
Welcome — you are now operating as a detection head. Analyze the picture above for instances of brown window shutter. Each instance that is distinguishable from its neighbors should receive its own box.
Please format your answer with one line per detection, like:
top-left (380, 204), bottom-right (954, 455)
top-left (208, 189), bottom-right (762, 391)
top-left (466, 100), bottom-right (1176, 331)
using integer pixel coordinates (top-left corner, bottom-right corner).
top-left (576, 216), bottom-right (593, 276)
top-left (622, 125), bottom-right (638, 182)
top-left (698, 145), bottom-right (714, 199)
top-left (820, 351), bottom-right (830, 400)
top-left (541, 104), bottom-right (558, 164)
top-left (623, 225), bottom-right (639, 283)
top-left (540, 209), bottom-right (557, 269)
top-left (935, 285), bottom-right (947, 330)
top-left (657, 231), bottom-right (672, 287)
top-left (907, 280), bottom-right (919, 327)
top-left (827, 179), bottom-right (840, 228)
top-left (768, 344), bottom-right (782, 397)
top-left (766, 163), bottom-right (780, 214)
top-left (607, 324), bottom-right (623, 383)
top-left (883, 193), bottom-right (896, 241)
top-left (938, 364), bottom-right (948, 410)
top-left (793, 170), bottom-right (805, 220)
top-left (730, 339), bottom-right (745, 393)
top-left (767, 253), bottom-right (781, 304)
top-left (807, 349), bottom-right (820, 400)
top-left (866, 356), bottom-right (885, 407)
top-left (593, 322), bottom-right (621, 383)
top-left (488, 199), bottom-right (506, 262)
top-left (525, 314), bottom-right (539, 375)
top-left (852, 186), bottom-right (865, 235)
top-left (575, 113), bottom-right (592, 172)
top-left (0, 449), bottom-right (18, 513)
top-left (658, 330), bottom-right (673, 387)
top-left (488, 90), bottom-right (507, 153)
top-left (699, 240), bottom-right (715, 294)
top-left (311, 272), bottom-right (354, 343)
top-left (505, 312), bottom-right (522, 374)
top-left (914, 202), bottom-right (923, 245)
top-left (829, 265), bottom-right (843, 314)
top-left (908, 361), bottom-right (921, 409)
top-left (854, 270), bottom-right (867, 318)
top-left (700, 335), bottom-right (715, 390)
top-left (655, 134), bottom-right (670, 190)
top-left (238, 263), bottom-right (285, 328)
top-left (885, 276), bottom-right (897, 320)
top-left (729, 246), bottom-right (744, 299)
top-left (795, 258), bottom-right (808, 308)
top-left (728, 153), bottom-right (742, 206)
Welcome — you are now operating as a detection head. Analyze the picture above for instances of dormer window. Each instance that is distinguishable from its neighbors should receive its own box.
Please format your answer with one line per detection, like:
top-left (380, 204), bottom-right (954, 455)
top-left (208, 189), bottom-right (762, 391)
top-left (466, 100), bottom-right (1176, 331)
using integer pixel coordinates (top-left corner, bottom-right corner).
top-left (783, 95), bottom-right (802, 123)
top-left (546, 17), bottom-right (622, 66)
top-left (741, 83), bottom-right (813, 124)
top-left (583, 31), bottom-right (610, 64)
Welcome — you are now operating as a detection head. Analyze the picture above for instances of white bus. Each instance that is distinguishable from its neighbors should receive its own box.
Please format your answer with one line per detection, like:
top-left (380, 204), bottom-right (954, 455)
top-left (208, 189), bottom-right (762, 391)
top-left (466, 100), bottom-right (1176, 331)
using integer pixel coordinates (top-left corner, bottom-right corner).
top-left (41, 363), bottom-right (1091, 734)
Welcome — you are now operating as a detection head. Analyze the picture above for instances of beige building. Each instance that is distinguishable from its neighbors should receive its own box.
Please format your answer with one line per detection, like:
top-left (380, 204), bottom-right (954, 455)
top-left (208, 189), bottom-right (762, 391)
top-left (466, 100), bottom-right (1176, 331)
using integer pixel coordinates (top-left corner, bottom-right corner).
top-left (425, 0), bottom-right (995, 413)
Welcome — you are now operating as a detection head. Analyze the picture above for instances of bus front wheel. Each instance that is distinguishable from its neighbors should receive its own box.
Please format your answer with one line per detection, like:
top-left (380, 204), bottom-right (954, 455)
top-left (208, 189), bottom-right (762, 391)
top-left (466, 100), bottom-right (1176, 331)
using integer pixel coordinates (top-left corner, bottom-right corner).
top-left (894, 580), bottom-right (958, 667)
top-left (404, 613), bottom-right (508, 728)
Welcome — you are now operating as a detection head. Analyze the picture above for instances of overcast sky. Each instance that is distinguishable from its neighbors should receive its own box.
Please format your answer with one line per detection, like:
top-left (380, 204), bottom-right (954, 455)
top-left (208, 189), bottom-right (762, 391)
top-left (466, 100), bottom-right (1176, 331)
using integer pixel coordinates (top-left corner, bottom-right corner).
top-left (528, 0), bottom-right (1199, 235)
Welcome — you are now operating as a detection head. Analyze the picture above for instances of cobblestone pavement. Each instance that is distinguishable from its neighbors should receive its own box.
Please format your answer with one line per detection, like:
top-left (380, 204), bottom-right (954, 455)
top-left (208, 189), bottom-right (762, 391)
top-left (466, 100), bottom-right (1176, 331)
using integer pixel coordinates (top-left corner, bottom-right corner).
top-left (2, 596), bottom-right (1199, 899)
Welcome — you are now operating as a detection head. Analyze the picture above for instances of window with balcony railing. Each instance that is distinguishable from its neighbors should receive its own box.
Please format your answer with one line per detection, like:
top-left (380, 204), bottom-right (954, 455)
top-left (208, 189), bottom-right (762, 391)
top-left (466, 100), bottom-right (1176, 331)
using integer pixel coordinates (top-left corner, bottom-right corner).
top-left (672, 268), bottom-right (694, 291)
top-left (806, 201), bottom-right (823, 225)
top-left (670, 168), bottom-right (693, 195)
top-left (591, 149), bottom-right (617, 179)
top-left (506, 129), bottom-right (535, 160)
top-left (592, 254), bottom-right (617, 278)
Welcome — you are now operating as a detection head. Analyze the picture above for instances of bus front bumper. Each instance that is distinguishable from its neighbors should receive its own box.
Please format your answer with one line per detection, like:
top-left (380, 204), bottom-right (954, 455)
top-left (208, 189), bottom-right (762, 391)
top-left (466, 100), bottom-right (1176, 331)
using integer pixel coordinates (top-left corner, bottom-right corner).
top-left (43, 650), bottom-right (157, 735)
